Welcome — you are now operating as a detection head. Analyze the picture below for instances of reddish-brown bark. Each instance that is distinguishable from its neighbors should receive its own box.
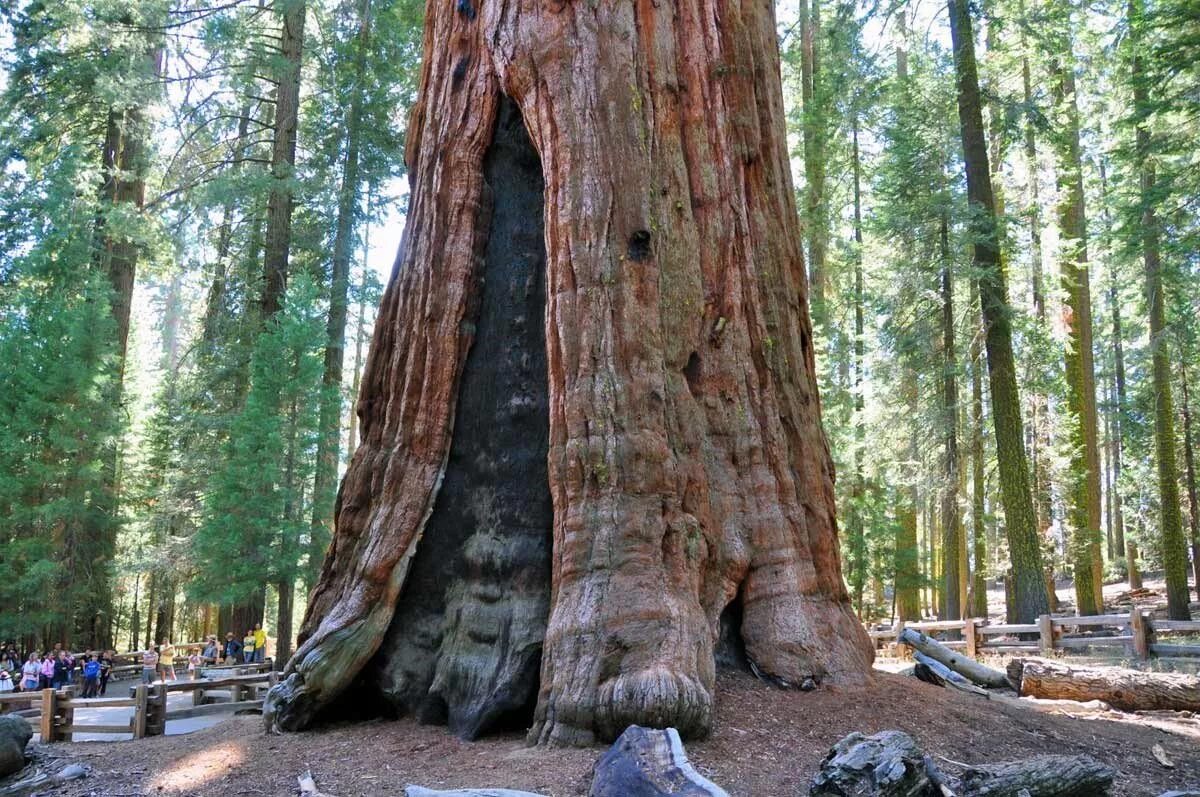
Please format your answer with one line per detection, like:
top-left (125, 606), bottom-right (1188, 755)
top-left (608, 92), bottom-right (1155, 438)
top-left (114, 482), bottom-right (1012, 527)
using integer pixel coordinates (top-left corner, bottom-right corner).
top-left (265, 0), bottom-right (872, 745)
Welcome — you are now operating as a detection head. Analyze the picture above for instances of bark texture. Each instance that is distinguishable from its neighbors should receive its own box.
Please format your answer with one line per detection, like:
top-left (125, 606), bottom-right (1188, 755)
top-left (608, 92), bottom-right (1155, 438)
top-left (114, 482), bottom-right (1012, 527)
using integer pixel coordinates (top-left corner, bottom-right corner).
top-left (1009, 658), bottom-right (1200, 712)
top-left (959, 755), bottom-right (1114, 796)
top-left (265, 0), bottom-right (872, 746)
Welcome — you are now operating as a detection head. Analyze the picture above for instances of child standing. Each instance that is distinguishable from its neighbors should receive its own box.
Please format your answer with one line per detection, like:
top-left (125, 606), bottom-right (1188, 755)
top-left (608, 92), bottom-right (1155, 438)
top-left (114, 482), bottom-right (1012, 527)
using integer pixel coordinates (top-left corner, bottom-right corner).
top-left (81, 656), bottom-right (101, 697)
top-left (0, 670), bottom-right (13, 693)
top-left (187, 649), bottom-right (202, 680)
top-left (241, 630), bottom-right (256, 665)
top-left (39, 654), bottom-right (54, 689)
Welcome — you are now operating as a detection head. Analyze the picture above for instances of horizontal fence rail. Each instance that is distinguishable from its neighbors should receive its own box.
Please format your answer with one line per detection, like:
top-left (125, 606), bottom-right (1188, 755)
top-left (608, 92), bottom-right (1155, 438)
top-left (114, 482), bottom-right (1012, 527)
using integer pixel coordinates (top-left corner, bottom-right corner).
top-left (0, 661), bottom-right (277, 742)
top-left (868, 609), bottom-right (1200, 661)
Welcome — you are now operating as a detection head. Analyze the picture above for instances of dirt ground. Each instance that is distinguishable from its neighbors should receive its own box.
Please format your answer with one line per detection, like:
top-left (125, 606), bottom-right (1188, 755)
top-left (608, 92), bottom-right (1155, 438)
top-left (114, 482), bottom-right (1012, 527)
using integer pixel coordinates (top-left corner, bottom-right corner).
top-left (16, 668), bottom-right (1199, 797)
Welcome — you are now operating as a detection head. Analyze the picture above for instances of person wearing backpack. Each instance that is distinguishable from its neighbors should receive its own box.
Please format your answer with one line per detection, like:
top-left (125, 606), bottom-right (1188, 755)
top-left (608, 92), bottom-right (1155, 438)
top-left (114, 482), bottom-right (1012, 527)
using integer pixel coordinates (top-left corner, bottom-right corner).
top-left (81, 655), bottom-right (101, 697)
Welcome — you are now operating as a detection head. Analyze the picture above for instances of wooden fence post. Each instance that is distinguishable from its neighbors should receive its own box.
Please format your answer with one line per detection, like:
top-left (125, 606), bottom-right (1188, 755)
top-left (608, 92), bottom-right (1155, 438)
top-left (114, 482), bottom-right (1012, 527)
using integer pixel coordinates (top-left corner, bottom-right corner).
top-left (150, 683), bottom-right (167, 736)
top-left (1038, 614), bottom-right (1055, 654)
top-left (60, 688), bottom-right (74, 743)
top-left (39, 689), bottom-right (56, 743)
top-left (1130, 608), bottom-right (1150, 660)
top-left (964, 618), bottom-right (979, 659)
top-left (132, 684), bottom-right (148, 739)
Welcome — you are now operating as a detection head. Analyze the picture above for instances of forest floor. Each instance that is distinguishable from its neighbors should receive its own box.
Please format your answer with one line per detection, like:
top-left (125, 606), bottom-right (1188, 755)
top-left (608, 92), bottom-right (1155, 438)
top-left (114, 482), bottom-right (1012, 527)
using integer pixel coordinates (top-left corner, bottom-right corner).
top-left (19, 666), bottom-right (1200, 797)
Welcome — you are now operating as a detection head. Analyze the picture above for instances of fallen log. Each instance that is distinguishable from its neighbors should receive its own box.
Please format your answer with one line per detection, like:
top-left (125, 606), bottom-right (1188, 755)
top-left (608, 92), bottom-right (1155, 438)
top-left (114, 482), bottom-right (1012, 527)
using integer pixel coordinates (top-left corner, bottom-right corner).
top-left (899, 629), bottom-right (1009, 689)
top-left (1008, 658), bottom-right (1200, 712)
top-left (912, 652), bottom-right (988, 697)
top-left (958, 755), bottom-right (1114, 796)
top-left (0, 764), bottom-right (87, 797)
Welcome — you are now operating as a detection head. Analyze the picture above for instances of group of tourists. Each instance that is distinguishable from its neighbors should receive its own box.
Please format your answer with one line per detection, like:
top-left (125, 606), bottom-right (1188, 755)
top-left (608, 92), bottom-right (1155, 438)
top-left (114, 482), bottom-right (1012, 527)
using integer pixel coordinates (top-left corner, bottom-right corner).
top-left (0, 623), bottom-right (270, 695)
top-left (138, 624), bottom-right (269, 685)
top-left (0, 643), bottom-right (116, 697)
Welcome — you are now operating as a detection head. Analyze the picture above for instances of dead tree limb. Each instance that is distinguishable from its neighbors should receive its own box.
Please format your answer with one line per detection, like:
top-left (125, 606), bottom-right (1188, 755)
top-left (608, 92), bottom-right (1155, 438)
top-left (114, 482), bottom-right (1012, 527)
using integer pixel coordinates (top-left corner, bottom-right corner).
top-left (899, 629), bottom-right (1009, 689)
top-left (1008, 658), bottom-right (1200, 712)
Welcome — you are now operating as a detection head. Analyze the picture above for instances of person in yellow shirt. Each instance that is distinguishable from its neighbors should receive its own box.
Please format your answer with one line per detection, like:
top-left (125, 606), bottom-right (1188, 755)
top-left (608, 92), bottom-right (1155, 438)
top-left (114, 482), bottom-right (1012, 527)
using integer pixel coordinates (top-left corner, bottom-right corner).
top-left (253, 623), bottom-right (266, 664)
top-left (159, 642), bottom-right (177, 682)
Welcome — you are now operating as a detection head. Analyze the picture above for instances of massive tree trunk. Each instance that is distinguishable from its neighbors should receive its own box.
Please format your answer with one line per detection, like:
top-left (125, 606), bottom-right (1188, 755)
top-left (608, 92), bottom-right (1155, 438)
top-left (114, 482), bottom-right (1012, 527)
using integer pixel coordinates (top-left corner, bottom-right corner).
top-left (948, 0), bottom-right (1048, 623)
top-left (265, 0), bottom-right (873, 745)
top-left (1128, 0), bottom-right (1191, 620)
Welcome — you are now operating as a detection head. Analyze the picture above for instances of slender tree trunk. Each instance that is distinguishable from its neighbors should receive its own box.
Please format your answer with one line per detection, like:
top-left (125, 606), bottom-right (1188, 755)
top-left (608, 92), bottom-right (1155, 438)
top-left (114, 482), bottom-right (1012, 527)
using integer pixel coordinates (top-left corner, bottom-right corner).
top-left (267, 0), bottom-right (873, 743)
top-left (345, 246), bottom-right (369, 466)
top-left (971, 300), bottom-right (989, 619)
top-left (849, 119), bottom-right (866, 617)
top-left (948, 0), bottom-right (1048, 622)
top-left (1180, 362), bottom-right (1200, 601)
top-left (896, 484), bottom-right (922, 622)
top-left (1100, 161), bottom-right (1126, 561)
top-left (1049, 53), bottom-right (1104, 615)
top-left (202, 104), bottom-right (254, 346)
top-left (260, 0), bottom-right (306, 319)
top-left (310, 0), bottom-right (371, 587)
top-left (940, 214), bottom-right (962, 621)
top-left (1129, 0), bottom-right (1191, 620)
top-left (1020, 39), bottom-right (1054, 542)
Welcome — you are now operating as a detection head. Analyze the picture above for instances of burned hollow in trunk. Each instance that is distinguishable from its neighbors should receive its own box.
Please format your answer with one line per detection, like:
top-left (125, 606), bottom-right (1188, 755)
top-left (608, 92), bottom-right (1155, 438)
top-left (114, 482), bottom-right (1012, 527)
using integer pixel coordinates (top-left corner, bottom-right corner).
top-left (367, 98), bottom-right (552, 739)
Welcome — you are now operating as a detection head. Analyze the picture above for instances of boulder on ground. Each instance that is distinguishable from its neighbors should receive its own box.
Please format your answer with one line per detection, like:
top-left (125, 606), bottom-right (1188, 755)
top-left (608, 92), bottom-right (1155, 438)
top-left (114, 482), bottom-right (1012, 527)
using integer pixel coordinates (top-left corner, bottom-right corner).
top-left (809, 730), bottom-right (947, 796)
top-left (589, 725), bottom-right (728, 797)
top-left (0, 716), bottom-right (32, 779)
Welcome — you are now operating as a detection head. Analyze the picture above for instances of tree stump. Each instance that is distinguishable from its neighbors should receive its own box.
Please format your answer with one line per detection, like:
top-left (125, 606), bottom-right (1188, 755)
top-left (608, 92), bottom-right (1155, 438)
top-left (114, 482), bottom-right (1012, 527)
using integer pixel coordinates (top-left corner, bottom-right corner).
top-left (809, 730), bottom-right (947, 796)
top-left (264, 0), bottom-right (874, 746)
top-left (589, 725), bottom-right (727, 797)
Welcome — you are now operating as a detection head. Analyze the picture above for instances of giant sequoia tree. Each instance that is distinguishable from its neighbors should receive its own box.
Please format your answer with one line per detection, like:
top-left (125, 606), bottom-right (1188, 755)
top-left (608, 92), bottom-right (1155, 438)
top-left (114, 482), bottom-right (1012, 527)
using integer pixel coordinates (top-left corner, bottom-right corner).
top-left (264, 0), bottom-right (873, 745)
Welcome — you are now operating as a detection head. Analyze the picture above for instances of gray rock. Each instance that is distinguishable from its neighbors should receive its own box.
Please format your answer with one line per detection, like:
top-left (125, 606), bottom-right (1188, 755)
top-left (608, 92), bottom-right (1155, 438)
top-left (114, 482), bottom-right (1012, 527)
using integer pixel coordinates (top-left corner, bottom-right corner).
top-left (589, 725), bottom-right (728, 797)
top-left (809, 730), bottom-right (946, 796)
top-left (0, 715), bottom-right (33, 778)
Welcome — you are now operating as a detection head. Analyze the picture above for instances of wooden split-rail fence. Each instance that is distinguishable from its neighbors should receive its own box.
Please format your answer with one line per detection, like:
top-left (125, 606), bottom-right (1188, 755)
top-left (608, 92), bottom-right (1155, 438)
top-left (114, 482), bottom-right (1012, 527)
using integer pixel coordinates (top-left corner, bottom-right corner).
top-left (0, 662), bottom-right (277, 742)
top-left (868, 609), bottom-right (1200, 660)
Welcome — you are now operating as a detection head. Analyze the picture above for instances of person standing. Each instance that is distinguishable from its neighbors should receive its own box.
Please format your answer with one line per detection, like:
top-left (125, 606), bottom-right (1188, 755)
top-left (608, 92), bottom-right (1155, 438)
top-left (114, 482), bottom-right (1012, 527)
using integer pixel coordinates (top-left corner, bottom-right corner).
top-left (160, 642), bottom-right (177, 682)
top-left (0, 670), bottom-right (14, 693)
top-left (98, 650), bottom-right (113, 696)
top-left (202, 636), bottom-right (218, 664)
top-left (187, 649), bottom-right (202, 680)
top-left (241, 630), bottom-right (256, 665)
top-left (222, 632), bottom-right (241, 664)
top-left (253, 623), bottom-right (266, 664)
top-left (39, 653), bottom-right (54, 689)
top-left (141, 647), bottom-right (159, 685)
top-left (81, 656), bottom-right (101, 697)
top-left (21, 654), bottom-right (40, 692)
top-left (51, 651), bottom-right (69, 689)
